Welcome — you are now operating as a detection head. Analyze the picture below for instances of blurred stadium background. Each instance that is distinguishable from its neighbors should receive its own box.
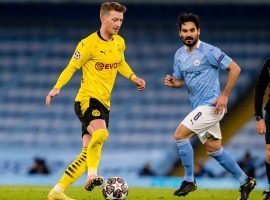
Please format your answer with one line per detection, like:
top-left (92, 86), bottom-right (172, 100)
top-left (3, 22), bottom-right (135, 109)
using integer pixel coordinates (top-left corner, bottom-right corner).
top-left (0, 0), bottom-right (270, 191)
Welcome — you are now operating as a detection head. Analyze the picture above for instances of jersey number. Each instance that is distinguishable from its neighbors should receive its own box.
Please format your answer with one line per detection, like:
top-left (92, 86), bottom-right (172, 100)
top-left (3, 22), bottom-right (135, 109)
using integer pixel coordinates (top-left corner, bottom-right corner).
top-left (191, 112), bottom-right (202, 125)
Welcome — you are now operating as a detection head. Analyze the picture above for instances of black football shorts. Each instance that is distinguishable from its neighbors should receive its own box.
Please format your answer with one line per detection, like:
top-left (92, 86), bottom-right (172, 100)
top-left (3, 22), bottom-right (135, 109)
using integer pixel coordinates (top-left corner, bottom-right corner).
top-left (74, 98), bottom-right (109, 136)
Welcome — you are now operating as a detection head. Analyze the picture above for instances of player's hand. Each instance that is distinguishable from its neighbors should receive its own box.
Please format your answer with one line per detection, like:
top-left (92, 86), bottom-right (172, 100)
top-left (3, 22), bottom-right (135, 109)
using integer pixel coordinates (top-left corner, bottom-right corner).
top-left (134, 77), bottom-right (145, 91)
top-left (164, 75), bottom-right (174, 87)
top-left (256, 119), bottom-right (266, 135)
top-left (213, 94), bottom-right (228, 114)
top-left (46, 88), bottom-right (60, 107)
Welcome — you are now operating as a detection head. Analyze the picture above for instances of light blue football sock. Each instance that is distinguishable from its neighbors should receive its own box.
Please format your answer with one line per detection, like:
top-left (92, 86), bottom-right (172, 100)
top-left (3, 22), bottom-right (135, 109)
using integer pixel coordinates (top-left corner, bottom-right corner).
top-left (176, 139), bottom-right (194, 182)
top-left (208, 147), bottom-right (248, 185)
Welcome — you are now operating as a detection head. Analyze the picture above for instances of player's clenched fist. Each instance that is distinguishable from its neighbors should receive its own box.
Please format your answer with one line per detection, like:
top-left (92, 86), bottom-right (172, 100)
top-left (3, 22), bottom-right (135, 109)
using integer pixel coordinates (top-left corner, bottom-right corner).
top-left (164, 75), bottom-right (184, 88)
top-left (46, 88), bottom-right (60, 107)
top-left (164, 75), bottom-right (174, 87)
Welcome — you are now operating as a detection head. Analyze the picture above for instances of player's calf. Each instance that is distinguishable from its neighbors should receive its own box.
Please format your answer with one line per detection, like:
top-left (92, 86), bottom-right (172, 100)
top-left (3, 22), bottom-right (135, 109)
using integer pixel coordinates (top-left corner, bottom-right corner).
top-left (173, 180), bottom-right (197, 197)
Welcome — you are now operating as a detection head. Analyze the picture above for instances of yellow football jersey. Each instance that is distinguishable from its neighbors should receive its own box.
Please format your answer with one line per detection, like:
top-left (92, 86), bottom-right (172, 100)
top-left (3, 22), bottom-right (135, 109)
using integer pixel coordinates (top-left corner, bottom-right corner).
top-left (54, 32), bottom-right (136, 111)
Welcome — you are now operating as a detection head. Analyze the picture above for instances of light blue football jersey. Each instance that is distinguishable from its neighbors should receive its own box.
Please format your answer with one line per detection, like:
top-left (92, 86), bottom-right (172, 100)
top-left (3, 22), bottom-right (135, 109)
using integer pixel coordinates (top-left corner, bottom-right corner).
top-left (173, 40), bottom-right (232, 109)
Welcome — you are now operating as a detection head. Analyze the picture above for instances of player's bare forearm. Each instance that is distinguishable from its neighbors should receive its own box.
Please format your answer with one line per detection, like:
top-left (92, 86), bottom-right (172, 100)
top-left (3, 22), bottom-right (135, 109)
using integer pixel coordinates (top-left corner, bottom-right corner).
top-left (164, 75), bottom-right (184, 88)
top-left (222, 61), bottom-right (241, 97)
top-left (46, 88), bottom-right (61, 107)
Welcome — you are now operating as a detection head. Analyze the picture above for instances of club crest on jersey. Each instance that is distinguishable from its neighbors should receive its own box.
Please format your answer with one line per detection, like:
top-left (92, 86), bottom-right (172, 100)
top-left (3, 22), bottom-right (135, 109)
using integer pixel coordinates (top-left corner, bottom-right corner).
top-left (74, 51), bottom-right (80, 60)
top-left (92, 109), bottom-right (101, 117)
top-left (194, 58), bottom-right (200, 66)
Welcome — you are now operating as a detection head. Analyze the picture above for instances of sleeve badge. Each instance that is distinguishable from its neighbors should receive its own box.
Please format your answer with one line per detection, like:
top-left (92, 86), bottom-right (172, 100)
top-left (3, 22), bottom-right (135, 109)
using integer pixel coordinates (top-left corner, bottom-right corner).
top-left (74, 51), bottom-right (81, 60)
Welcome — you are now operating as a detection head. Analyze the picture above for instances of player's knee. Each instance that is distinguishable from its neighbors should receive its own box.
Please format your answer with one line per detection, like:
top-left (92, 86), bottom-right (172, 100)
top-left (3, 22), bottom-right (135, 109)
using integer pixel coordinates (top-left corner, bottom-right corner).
top-left (204, 138), bottom-right (222, 153)
top-left (206, 146), bottom-right (221, 153)
top-left (174, 132), bottom-right (188, 140)
top-left (174, 124), bottom-right (193, 140)
top-left (87, 125), bottom-right (94, 135)
top-left (91, 129), bottom-right (109, 144)
top-left (205, 143), bottom-right (221, 153)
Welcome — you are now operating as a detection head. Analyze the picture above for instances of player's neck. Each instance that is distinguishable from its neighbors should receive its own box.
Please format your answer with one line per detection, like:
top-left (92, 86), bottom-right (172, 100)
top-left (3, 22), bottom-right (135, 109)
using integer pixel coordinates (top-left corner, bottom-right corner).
top-left (186, 46), bottom-right (196, 52)
top-left (99, 28), bottom-right (113, 41)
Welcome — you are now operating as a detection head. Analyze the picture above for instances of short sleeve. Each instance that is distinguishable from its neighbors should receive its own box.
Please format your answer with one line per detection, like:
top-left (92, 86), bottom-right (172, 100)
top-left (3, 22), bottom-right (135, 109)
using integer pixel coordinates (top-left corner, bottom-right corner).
top-left (208, 47), bottom-right (232, 70)
top-left (172, 52), bottom-right (183, 79)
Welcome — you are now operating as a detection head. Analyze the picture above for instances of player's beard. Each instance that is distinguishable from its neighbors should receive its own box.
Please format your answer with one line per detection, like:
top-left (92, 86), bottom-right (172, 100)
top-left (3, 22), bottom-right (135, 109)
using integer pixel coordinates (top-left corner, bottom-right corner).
top-left (182, 36), bottom-right (198, 47)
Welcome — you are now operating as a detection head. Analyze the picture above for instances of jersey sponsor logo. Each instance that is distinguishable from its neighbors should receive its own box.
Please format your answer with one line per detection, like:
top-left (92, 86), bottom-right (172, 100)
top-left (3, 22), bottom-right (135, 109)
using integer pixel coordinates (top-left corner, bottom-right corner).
top-left (74, 51), bottom-right (80, 60)
top-left (193, 58), bottom-right (200, 66)
top-left (218, 54), bottom-right (225, 63)
top-left (95, 62), bottom-right (118, 71)
top-left (184, 70), bottom-right (201, 78)
top-left (92, 109), bottom-right (101, 117)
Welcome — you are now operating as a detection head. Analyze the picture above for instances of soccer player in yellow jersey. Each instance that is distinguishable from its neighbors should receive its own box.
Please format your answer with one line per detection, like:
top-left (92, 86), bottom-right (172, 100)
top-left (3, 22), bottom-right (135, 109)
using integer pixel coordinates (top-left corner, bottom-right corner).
top-left (45, 2), bottom-right (145, 200)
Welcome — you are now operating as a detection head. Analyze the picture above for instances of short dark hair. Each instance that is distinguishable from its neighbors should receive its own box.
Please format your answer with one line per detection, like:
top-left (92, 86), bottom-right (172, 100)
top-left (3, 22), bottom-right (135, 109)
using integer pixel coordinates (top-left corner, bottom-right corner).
top-left (177, 13), bottom-right (200, 30)
top-left (100, 2), bottom-right (127, 17)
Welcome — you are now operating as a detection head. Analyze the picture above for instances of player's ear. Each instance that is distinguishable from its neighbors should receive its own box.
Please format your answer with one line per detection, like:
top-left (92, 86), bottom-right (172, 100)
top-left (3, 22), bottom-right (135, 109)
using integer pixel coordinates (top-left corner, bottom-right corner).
top-left (198, 28), bottom-right (200, 36)
top-left (100, 16), bottom-right (105, 23)
top-left (178, 30), bottom-right (182, 37)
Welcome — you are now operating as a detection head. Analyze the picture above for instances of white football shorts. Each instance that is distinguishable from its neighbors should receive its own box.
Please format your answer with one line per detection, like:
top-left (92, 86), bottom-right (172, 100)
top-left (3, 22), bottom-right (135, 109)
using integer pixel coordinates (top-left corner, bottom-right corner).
top-left (181, 105), bottom-right (225, 144)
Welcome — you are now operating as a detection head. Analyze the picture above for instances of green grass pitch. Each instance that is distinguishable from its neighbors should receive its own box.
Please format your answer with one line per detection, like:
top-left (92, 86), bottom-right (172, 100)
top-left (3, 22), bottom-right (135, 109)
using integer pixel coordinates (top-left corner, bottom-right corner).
top-left (0, 186), bottom-right (263, 200)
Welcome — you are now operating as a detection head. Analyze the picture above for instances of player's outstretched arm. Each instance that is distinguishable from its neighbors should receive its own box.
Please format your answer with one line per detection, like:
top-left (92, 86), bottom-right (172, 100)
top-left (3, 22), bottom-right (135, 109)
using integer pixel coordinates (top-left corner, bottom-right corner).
top-left (164, 75), bottom-right (184, 88)
top-left (133, 77), bottom-right (145, 91)
top-left (46, 88), bottom-right (60, 107)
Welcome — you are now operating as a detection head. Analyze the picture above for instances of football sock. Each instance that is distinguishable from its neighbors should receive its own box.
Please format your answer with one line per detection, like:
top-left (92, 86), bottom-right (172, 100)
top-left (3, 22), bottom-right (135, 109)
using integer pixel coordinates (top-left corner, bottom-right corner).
top-left (57, 147), bottom-right (87, 190)
top-left (265, 161), bottom-right (270, 189)
top-left (208, 147), bottom-right (248, 185)
top-left (176, 139), bottom-right (194, 182)
top-left (87, 129), bottom-right (109, 176)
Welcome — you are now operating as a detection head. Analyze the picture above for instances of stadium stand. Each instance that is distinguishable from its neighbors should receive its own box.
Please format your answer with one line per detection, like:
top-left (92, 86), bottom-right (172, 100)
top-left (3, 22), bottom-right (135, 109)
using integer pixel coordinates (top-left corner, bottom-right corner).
top-left (0, 3), bottom-right (270, 186)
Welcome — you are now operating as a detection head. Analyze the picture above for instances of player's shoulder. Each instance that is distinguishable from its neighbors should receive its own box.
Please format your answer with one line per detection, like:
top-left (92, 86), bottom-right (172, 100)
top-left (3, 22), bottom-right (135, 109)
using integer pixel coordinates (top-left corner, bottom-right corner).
top-left (114, 34), bottom-right (125, 44)
top-left (80, 32), bottom-right (98, 44)
top-left (77, 32), bottom-right (101, 47)
top-left (199, 41), bottom-right (219, 52)
top-left (175, 46), bottom-right (185, 56)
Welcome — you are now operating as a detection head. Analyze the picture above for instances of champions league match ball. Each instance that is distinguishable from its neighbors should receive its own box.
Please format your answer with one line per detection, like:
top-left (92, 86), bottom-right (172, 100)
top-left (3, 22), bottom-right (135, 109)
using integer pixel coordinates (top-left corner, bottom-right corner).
top-left (102, 177), bottom-right (128, 200)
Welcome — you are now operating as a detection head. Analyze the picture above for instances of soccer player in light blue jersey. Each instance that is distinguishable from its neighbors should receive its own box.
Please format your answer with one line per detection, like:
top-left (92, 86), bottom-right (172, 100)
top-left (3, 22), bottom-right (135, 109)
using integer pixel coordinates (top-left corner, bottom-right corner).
top-left (164, 13), bottom-right (256, 200)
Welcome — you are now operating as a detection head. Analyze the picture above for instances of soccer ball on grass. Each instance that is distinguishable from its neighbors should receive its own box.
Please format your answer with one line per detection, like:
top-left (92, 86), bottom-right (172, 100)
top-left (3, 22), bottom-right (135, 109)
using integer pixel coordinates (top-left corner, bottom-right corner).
top-left (102, 177), bottom-right (128, 200)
